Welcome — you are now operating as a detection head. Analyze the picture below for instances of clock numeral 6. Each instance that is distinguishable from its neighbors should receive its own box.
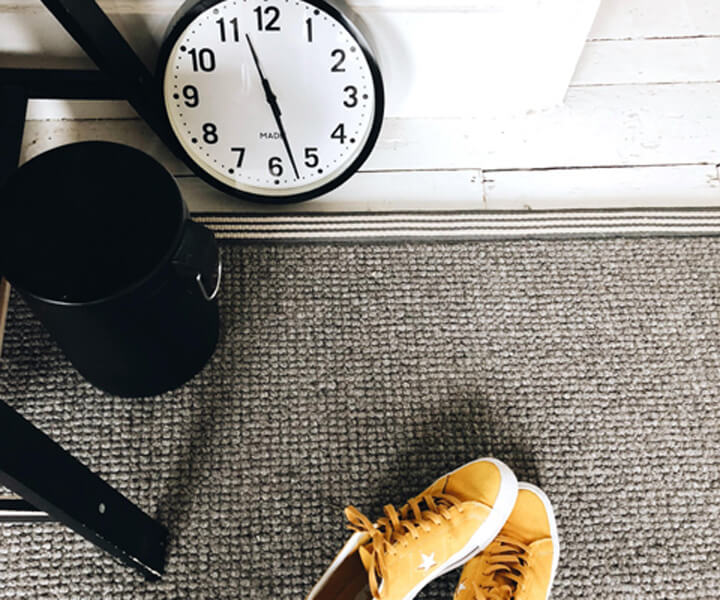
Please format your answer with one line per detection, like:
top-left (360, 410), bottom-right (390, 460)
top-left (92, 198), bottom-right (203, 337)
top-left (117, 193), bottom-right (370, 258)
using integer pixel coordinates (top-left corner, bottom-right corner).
top-left (254, 6), bottom-right (281, 31)
top-left (269, 156), bottom-right (283, 176)
top-left (203, 123), bottom-right (219, 144)
top-left (343, 85), bottom-right (358, 108)
top-left (182, 85), bottom-right (199, 107)
top-left (231, 147), bottom-right (245, 168)
top-left (304, 147), bottom-right (319, 168)
top-left (188, 48), bottom-right (216, 72)
top-left (331, 123), bottom-right (347, 144)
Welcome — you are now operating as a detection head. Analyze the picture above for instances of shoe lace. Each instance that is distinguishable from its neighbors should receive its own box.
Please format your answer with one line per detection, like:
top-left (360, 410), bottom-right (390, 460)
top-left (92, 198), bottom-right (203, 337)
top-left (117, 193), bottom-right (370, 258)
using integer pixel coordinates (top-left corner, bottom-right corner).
top-left (345, 492), bottom-right (463, 599)
top-left (469, 536), bottom-right (530, 600)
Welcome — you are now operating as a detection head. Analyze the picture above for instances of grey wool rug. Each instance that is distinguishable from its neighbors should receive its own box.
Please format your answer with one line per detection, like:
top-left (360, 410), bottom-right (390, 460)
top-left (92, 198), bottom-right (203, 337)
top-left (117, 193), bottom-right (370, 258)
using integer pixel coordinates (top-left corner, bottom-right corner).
top-left (1, 238), bottom-right (719, 600)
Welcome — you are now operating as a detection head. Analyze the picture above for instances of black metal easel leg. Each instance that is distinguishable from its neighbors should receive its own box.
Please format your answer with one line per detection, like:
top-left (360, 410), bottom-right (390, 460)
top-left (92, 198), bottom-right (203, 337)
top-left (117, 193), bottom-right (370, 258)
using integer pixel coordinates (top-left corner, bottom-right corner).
top-left (0, 84), bottom-right (168, 580)
top-left (0, 401), bottom-right (168, 579)
top-left (0, 84), bottom-right (27, 186)
top-left (0, 84), bottom-right (25, 356)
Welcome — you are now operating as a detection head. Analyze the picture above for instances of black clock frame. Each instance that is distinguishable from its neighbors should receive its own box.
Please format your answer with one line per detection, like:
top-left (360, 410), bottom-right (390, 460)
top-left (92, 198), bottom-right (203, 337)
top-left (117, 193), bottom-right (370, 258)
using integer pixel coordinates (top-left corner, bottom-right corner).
top-left (156, 0), bottom-right (385, 204)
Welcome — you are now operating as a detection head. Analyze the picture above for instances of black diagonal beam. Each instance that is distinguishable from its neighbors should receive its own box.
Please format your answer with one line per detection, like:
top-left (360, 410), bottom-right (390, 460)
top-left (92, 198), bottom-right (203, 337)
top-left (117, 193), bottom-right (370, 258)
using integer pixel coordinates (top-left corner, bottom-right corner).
top-left (0, 401), bottom-right (168, 579)
top-left (38, 0), bottom-right (178, 154)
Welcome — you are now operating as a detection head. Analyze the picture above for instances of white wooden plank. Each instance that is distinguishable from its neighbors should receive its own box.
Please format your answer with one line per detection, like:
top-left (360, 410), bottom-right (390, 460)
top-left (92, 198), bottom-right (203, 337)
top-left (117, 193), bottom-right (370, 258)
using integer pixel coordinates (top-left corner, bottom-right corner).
top-left (24, 100), bottom-right (136, 120)
top-left (0, 8), bottom-right (168, 70)
top-left (484, 165), bottom-right (720, 210)
top-left (26, 36), bottom-right (720, 119)
top-left (20, 126), bottom-right (720, 213)
top-left (25, 32), bottom-right (720, 120)
top-left (0, 9), bottom-right (93, 69)
top-left (589, 0), bottom-right (720, 40)
top-left (23, 83), bottom-right (720, 173)
top-left (181, 169), bottom-right (484, 213)
top-left (0, 0), bottom-right (599, 118)
top-left (465, 83), bottom-right (720, 170)
top-left (21, 117), bottom-right (186, 172)
top-left (187, 164), bottom-right (720, 214)
top-left (572, 38), bottom-right (720, 85)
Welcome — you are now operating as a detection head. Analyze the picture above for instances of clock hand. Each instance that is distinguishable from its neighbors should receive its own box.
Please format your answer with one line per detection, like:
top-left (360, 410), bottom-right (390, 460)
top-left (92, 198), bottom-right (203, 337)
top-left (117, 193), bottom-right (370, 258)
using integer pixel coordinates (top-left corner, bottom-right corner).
top-left (245, 34), bottom-right (300, 180)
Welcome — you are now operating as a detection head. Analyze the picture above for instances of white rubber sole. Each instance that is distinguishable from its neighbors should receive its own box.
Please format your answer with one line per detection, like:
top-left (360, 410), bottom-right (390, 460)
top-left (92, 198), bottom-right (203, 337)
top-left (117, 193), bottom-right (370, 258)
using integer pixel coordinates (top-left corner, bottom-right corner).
top-left (398, 457), bottom-right (519, 600)
top-left (517, 482), bottom-right (560, 600)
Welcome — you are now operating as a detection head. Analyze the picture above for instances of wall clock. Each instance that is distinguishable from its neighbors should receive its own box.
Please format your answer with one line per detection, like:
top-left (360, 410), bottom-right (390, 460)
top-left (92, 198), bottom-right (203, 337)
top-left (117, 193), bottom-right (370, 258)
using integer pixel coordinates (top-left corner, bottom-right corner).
top-left (157, 0), bottom-right (385, 204)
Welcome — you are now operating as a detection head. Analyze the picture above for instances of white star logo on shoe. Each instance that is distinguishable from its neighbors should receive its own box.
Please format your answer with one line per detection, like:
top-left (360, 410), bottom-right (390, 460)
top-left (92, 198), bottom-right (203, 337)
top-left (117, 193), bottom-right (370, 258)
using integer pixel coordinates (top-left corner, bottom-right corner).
top-left (458, 583), bottom-right (466, 592)
top-left (417, 553), bottom-right (436, 571)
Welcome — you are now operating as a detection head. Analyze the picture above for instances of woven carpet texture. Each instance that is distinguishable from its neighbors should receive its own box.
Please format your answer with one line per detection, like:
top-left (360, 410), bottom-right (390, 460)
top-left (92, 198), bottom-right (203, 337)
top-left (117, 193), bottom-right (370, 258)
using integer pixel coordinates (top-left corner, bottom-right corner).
top-left (0, 239), bottom-right (719, 599)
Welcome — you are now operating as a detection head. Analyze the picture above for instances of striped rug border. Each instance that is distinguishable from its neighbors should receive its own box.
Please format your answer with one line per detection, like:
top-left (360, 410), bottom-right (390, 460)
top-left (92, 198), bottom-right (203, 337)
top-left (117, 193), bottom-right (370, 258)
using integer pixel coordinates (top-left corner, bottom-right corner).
top-left (195, 209), bottom-right (720, 241)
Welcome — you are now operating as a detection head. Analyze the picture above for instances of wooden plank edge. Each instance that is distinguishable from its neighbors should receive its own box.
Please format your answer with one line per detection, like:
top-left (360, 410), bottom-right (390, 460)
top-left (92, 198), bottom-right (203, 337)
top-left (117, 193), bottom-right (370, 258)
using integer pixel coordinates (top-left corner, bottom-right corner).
top-left (0, 279), bottom-right (10, 358)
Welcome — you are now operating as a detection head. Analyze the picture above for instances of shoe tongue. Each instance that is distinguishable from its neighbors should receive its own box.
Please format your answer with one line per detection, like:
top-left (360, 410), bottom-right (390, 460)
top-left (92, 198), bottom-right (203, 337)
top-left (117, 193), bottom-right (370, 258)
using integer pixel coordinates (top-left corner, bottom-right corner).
top-left (358, 543), bottom-right (374, 573)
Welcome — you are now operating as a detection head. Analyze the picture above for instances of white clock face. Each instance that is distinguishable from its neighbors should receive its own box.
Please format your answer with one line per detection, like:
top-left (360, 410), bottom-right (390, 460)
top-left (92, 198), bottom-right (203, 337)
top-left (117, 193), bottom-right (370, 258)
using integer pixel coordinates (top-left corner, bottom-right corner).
top-left (162, 0), bottom-right (381, 199)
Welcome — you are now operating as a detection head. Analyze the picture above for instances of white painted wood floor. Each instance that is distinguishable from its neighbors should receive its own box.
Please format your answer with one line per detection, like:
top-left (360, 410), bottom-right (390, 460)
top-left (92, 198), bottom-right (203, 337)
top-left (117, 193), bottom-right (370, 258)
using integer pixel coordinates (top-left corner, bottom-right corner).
top-left (3, 0), bottom-right (720, 223)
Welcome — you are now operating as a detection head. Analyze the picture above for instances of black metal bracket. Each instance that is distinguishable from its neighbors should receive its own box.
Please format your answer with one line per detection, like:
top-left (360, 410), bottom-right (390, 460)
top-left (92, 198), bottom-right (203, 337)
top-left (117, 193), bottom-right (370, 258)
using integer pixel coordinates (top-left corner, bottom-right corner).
top-left (0, 6), bottom-right (174, 578)
top-left (0, 68), bottom-right (121, 100)
top-left (0, 499), bottom-right (51, 523)
top-left (0, 401), bottom-right (168, 579)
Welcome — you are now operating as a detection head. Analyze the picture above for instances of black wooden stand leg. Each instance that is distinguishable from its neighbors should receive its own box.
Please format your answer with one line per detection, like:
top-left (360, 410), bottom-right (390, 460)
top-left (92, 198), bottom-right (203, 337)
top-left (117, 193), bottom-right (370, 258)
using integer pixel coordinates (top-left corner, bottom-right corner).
top-left (0, 84), bottom-right (27, 185)
top-left (0, 84), bottom-right (168, 580)
top-left (0, 401), bottom-right (168, 580)
top-left (0, 84), bottom-right (27, 357)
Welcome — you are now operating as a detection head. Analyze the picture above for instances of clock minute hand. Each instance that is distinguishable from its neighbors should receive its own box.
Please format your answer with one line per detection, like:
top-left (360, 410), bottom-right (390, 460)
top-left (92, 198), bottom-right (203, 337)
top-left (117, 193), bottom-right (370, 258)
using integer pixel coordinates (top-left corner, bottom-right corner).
top-left (269, 104), bottom-right (301, 181)
top-left (245, 34), bottom-right (300, 180)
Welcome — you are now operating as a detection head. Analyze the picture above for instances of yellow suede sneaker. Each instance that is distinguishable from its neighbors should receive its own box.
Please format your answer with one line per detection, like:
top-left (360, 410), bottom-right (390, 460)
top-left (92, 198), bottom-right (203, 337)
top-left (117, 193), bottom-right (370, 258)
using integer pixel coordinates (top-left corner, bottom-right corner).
top-left (453, 483), bottom-right (559, 600)
top-left (306, 458), bottom-right (518, 600)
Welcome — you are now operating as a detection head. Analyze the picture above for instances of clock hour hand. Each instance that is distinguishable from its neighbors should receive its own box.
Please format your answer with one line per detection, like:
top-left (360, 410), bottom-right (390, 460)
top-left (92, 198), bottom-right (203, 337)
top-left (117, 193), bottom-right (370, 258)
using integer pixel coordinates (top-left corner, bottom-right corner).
top-left (245, 34), bottom-right (300, 180)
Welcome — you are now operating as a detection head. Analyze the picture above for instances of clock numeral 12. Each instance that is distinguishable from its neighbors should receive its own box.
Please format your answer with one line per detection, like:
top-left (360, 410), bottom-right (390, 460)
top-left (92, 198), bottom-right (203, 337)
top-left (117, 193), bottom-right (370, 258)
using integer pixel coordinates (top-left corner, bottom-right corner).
top-left (254, 6), bottom-right (281, 31)
top-left (217, 17), bottom-right (240, 42)
top-left (306, 18), bottom-right (313, 42)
